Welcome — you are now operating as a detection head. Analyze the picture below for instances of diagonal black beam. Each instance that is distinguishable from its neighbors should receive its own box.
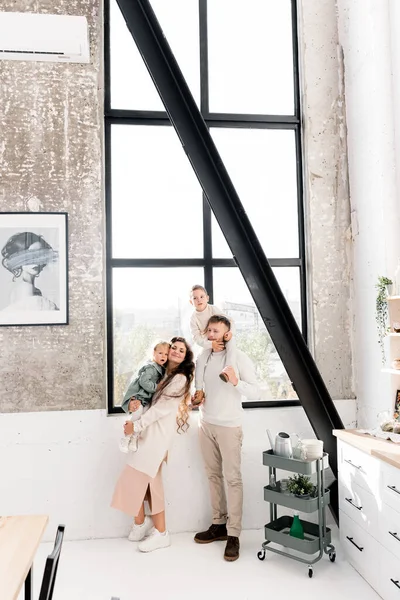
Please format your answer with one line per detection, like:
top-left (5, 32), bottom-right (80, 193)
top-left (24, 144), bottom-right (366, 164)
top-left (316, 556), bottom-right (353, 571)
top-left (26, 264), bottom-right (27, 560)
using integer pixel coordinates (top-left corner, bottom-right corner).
top-left (115, 0), bottom-right (344, 516)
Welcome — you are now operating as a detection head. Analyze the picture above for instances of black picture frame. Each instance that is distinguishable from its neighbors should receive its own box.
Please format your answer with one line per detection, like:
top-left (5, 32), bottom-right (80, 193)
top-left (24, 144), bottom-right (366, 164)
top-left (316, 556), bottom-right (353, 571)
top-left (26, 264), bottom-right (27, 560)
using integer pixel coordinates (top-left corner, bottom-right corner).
top-left (395, 389), bottom-right (400, 419)
top-left (0, 212), bottom-right (68, 326)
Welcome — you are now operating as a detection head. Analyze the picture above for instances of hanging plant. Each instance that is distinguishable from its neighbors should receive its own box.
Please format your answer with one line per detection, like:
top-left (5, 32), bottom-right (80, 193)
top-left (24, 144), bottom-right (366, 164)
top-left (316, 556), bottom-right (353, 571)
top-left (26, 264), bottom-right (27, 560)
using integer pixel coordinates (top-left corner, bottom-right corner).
top-left (376, 276), bottom-right (392, 364)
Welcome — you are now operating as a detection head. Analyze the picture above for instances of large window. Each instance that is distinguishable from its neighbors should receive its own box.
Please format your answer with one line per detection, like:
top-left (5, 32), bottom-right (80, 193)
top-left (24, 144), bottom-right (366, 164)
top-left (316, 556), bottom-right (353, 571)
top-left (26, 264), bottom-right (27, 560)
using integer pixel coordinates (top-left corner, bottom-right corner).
top-left (105, 0), bottom-right (305, 412)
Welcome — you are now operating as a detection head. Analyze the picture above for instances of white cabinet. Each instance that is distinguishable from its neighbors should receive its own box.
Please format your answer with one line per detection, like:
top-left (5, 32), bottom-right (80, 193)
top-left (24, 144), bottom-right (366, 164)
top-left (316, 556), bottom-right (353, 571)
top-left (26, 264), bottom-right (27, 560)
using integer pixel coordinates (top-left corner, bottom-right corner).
top-left (379, 503), bottom-right (400, 561)
top-left (339, 510), bottom-right (381, 591)
top-left (338, 439), bottom-right (400, 599)
top-left (379, 547), bottom-right (400, 600)
top-left (339, 478), bottom-right (379, 538)
top-left (382, 461), bottom-right (400, 513)
top-left (339, 441), bottom-right (381, 494)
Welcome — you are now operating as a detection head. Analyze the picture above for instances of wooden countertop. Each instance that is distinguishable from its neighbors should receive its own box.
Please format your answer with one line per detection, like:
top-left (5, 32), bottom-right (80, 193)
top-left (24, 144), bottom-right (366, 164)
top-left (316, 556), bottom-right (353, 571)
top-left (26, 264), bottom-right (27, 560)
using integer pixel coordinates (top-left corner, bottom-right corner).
top-left (0, 515), bottom-right (49, 600)
top-left (333, 429), bottom-right (400, 470)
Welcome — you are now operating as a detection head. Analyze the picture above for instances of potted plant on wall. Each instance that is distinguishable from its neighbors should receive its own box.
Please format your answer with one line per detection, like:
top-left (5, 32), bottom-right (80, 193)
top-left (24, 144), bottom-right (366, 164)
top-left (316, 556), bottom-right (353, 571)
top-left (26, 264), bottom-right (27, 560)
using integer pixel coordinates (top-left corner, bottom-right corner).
top-left (376, 276), bottom-right (393, 364)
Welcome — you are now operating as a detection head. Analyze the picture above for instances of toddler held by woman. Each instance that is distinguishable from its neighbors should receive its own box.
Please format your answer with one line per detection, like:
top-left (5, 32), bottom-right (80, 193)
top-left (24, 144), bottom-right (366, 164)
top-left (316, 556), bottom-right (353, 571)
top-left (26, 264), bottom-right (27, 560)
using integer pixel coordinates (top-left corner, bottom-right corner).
top-left (120, 341), bottom-right (170, 452)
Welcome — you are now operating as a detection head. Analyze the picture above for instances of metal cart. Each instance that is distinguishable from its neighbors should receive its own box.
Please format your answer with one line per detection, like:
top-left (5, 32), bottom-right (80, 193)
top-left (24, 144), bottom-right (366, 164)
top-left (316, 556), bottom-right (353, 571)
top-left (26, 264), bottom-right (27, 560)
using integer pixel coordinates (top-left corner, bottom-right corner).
top-left (257, 450), bottom-right (336, 578)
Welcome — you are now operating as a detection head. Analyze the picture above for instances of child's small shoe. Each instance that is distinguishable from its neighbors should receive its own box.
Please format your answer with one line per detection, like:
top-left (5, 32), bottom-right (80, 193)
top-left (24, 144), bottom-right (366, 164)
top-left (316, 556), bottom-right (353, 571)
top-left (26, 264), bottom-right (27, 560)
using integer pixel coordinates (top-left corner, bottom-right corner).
top-left (128, 434), bottom-right (138, 452)
top-left (119, 435), bottom-right (130, 454)
top-left (219, 371), bottom-right (229, 383)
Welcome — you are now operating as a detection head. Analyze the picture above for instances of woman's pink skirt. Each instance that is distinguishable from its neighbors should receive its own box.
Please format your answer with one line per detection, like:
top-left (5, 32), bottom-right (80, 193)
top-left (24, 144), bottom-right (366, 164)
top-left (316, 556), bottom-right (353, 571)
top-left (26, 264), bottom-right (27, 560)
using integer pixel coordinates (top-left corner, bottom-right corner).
top-left (111, 464), bottom-right (165, 517)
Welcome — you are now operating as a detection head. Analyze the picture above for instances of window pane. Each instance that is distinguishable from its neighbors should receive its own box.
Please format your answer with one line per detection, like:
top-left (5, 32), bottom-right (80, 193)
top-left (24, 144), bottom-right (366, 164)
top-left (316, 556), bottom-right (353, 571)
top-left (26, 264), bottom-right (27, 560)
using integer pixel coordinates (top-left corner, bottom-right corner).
top-left (274, 267), bottom-right (302, 329)
top-left (208, 0), bottom-right (294, 114)
top-left (113, 267), bottom-right (203, 406)
top-left (211, 129), bottom-right (299, 258)
top-left (213, 267), bottom-right (300, 401)
top-left (212, 214), bottom-right (232, 258)
top-left (111, 125), bottom-right (203, 258)
top-left (110, 0), bottom-right (200, 110)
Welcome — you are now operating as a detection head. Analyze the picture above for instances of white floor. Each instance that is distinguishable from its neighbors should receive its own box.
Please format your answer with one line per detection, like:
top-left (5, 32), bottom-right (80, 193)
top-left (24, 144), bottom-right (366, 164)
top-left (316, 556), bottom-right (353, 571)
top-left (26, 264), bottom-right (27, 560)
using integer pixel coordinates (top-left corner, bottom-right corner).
top-left (24, 528), bottom-right (381, 600)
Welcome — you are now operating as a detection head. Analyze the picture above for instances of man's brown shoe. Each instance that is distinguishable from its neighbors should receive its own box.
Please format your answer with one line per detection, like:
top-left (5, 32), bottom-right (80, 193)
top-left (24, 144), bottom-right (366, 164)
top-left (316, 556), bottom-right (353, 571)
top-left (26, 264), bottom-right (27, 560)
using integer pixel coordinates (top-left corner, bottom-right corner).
top-left (224, 536), bottom-right (240, 561)
top-left (194, 524), bottom-right (228, 544)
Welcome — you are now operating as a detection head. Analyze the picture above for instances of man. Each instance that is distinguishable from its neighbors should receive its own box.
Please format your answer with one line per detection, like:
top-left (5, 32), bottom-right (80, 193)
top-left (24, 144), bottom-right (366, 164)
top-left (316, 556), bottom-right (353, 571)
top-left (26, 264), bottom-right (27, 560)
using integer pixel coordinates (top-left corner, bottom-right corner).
top-left (194, 315), bottom-right (260, 562)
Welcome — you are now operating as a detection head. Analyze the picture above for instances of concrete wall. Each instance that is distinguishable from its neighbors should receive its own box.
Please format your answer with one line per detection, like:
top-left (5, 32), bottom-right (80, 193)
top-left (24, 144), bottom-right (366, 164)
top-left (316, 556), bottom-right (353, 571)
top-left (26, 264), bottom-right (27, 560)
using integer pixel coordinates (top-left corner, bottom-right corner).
top-left (299, 0), bottom-right (354, 402)
top-left (0, 0), bottom-right (104, 413)
top-left (337, 0), bottom-right (400, 426)
top-left (0, 0), bottom-right (353, 414)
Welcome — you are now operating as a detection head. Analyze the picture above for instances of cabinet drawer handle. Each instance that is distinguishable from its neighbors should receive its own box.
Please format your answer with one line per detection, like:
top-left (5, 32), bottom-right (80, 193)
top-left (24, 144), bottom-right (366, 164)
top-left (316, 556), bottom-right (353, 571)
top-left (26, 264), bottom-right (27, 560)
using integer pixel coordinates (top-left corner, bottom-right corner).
top-left (344, 459), bottom-right (362, 470)
top-left (391, 579), bottom-right (400, 589)
top-left (345, 497), bottom-right (362, 511)
top-left (346, 536), bottom-right (363, 551)
top-left (388, 485), bottom-right (400, 496)
top-left (389, 531), bottom-right (400, 543)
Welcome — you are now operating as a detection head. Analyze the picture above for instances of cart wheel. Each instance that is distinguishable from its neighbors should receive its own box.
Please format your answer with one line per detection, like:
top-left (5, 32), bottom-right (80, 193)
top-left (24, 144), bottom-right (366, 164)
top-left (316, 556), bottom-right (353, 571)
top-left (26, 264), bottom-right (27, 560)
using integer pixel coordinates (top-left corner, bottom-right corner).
top-left (308, 567), bottom-right (313, 578)
top-left (329, 552), bottom-right (336, 563)
top-left (257, 550), bottom-right (266, 561)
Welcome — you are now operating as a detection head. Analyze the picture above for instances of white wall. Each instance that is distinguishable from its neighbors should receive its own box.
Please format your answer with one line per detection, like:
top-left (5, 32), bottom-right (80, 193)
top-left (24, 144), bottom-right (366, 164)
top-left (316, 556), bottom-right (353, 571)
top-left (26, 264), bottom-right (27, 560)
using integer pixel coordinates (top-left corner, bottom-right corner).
top-left (0, 403), bottom-right (355, 541)
top-left (337, 0), bottom-right (400, 426)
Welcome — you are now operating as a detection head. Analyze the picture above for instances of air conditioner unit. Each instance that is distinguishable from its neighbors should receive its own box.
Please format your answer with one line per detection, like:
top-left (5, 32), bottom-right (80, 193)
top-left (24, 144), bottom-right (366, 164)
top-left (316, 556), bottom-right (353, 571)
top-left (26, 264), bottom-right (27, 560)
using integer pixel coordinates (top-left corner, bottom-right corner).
top-left (0, 12), bottom-right (90, 63)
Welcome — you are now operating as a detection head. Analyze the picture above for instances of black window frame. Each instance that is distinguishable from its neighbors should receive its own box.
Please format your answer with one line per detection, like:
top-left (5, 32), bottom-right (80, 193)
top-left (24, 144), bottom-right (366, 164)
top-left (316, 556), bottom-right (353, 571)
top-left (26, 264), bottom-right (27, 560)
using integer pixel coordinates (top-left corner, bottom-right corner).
top-left (104, 0), bottom-right (305, 414)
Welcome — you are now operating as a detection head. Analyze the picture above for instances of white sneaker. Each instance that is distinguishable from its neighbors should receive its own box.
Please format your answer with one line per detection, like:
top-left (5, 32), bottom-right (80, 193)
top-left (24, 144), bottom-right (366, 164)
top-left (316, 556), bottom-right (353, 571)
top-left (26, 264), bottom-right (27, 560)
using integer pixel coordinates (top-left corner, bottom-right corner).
top-left (128, 516), bottom-right (153, 542)
top-left (138, 528), bottom-right (171, 553)
top-left (119, 436), bottom-right (130, 454)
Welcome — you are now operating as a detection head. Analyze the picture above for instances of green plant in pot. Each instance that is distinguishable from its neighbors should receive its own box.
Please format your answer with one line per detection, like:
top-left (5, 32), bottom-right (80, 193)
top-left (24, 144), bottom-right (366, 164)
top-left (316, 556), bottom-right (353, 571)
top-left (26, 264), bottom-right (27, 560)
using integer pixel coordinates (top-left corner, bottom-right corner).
top-left (376, 276), bottom-right (393, 364)
top-left (287, 474), bottom-right (315, 498)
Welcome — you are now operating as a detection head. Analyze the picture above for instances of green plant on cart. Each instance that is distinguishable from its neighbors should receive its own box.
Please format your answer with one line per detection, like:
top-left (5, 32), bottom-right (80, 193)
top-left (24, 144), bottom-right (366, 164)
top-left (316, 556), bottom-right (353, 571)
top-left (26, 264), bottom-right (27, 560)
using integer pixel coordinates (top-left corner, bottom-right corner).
top-left (287, 474), bottom-right (315, 497)
top-left (376, 276), bottom-right (392, 364)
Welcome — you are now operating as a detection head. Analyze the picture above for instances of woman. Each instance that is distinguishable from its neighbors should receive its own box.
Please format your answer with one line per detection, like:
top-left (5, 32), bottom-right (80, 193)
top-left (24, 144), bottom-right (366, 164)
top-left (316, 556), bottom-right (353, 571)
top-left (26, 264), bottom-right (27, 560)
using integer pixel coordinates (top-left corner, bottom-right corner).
top-left (111, 336), bottom-right (194, 553)
top-left (1, 231), bottom-right (59, 311)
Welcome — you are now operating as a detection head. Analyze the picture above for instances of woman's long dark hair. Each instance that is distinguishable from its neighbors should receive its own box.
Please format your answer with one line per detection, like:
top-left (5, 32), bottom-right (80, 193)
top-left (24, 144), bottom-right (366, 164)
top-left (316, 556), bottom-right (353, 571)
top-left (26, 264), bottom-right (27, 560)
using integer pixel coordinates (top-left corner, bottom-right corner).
top-left (152, 336), bottom-right (194, 433)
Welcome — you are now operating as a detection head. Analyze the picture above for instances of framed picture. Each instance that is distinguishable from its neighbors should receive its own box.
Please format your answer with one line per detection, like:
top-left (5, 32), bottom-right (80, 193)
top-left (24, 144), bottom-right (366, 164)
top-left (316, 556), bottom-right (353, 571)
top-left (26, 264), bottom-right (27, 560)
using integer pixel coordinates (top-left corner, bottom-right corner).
top-left (0, 212), bottom-right (68, 326)
top-left (395, 390), bottom-right (400, 420)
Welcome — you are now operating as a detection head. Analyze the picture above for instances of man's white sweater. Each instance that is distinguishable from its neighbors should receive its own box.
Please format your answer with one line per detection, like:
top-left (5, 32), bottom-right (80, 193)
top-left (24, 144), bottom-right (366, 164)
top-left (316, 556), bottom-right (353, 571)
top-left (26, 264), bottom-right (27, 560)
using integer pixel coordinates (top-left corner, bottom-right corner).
top-left (198, 349), bottom-right (260, 427)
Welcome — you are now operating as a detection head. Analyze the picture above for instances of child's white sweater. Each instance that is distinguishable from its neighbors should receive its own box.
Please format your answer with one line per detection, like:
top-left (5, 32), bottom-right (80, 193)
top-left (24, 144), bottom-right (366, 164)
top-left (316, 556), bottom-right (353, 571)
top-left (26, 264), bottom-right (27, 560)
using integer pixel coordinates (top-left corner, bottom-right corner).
top-left (190, 303), bottom-right (223, 349)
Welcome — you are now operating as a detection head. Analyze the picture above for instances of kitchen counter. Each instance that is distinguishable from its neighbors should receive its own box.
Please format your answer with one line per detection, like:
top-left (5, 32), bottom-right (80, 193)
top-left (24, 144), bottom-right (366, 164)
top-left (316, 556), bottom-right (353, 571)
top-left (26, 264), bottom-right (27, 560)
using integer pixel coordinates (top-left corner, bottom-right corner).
top-left (333, 428), bottom-right (400, 470)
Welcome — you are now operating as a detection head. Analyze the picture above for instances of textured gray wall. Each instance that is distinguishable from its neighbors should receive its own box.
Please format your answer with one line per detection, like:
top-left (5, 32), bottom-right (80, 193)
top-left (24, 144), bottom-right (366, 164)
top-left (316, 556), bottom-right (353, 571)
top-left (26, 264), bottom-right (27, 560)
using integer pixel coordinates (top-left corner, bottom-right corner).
top-left (0, 0), bottom-right (353, 413)
top-left (300, 0), bottom-right (354, 400)
top-left (0, 0), bottom-right (104, 412)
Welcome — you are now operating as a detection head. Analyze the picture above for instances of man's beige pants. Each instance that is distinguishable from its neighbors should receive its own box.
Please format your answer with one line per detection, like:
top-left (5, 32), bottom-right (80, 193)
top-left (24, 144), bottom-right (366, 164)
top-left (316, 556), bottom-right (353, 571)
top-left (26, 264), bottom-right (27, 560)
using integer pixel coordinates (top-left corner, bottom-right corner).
top-left (199, 420), bottom-right (243, 537)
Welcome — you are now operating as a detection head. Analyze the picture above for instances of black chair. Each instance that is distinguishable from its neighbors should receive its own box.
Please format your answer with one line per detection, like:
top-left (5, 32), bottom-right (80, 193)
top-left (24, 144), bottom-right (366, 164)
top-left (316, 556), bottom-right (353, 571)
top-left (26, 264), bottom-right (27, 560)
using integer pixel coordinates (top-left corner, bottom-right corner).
top-left (38, 525), bottom-right (65, 600)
